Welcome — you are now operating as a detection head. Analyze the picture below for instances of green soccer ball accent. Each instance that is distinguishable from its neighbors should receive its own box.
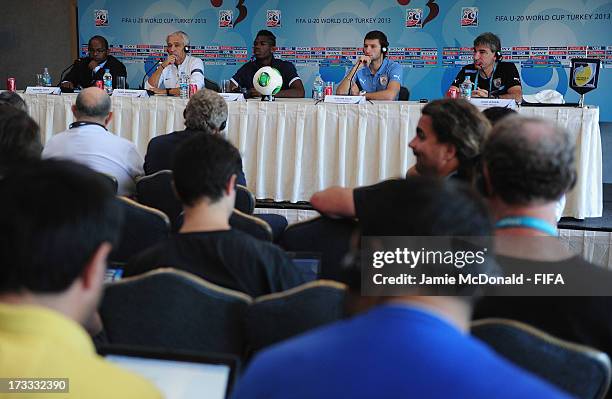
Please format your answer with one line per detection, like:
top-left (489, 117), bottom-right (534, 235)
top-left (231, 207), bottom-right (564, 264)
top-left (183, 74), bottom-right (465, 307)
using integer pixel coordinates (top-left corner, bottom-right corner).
top-left (253, 66), bottom-right (283, 96)
top-left (258, 72), bottom-right (271, 87)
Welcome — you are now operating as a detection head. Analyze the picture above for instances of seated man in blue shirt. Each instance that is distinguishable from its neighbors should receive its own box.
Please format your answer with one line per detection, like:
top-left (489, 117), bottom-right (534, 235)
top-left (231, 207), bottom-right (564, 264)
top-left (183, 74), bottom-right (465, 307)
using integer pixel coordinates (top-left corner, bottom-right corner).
top-left (229, 30), bottom-right (305, 98)
top-left (231, 178), bottom-right (571, 399)
top-left (335, 30), bottom-right (402, 100)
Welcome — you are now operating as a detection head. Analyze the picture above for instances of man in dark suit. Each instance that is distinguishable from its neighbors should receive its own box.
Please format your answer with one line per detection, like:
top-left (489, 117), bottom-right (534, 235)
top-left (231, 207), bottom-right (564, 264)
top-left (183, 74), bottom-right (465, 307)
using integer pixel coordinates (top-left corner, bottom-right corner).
top-left (143, 88), bottom-right (246, 185)
top-left (61, 35), bottom-right (127, 90)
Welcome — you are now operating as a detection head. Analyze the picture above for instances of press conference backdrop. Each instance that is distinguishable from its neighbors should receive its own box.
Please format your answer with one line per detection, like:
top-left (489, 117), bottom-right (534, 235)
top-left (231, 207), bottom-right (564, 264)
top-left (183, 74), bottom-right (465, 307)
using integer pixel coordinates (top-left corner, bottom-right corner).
top-left (77, 0), bottom-right (612, 121)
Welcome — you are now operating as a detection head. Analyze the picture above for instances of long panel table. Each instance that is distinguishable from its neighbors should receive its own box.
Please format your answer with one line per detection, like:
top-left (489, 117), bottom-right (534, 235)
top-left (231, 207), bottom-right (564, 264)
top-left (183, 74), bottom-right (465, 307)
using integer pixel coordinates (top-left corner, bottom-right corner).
top-left (23, 94), bottom-right (602, 219)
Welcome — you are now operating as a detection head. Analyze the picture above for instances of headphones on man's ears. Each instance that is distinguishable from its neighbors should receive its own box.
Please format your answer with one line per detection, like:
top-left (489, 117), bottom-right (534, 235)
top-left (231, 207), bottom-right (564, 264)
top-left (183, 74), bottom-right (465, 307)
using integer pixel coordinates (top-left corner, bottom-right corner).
top-left (494, 50), bottom-right (502, 61)
top-left (184, 45), bottom-right (190, 53)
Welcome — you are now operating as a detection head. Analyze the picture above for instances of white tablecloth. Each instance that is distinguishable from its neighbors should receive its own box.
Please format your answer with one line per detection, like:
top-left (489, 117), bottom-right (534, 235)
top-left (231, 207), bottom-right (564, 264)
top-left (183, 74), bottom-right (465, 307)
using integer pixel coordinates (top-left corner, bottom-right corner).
top-left (23, 94), bottom-right (602, 219)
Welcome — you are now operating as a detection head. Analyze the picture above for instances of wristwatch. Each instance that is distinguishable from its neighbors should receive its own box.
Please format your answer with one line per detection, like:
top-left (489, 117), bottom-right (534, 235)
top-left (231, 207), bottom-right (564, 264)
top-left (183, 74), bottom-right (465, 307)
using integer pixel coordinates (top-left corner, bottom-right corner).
top-left (166, 88), bottom-right (171, 96)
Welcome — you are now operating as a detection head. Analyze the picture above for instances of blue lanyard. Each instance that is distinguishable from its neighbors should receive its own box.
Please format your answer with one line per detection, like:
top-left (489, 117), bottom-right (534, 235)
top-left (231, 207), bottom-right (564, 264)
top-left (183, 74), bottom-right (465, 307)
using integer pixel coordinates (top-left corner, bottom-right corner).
top-left (474, 62), bottom-right (497, 95)
top-left (495, 216), bottom-right (557, 236)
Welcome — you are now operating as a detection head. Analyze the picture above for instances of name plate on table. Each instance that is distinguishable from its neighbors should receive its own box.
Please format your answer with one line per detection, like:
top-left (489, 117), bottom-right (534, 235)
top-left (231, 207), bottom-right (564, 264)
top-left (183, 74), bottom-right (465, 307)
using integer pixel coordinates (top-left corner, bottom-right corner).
top-left (112, 89), bottom-right (149, 98)
top-left (469, 98), bottom-right (517, 110)
top-left (25, 86), bottom-right (61, 95)
top-left (323, 95), bottom-right (366, 104)
top-left (219, 93), bottom-right (245, 102)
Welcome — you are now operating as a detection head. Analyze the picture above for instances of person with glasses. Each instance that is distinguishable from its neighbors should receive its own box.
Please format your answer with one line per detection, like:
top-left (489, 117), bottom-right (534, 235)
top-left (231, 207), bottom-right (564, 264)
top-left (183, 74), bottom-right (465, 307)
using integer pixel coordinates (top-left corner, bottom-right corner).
top-left (229, 30), bottom-right (304, 98)
top-left (61, 35), bottom-right (127, 91)
top-left (146, 31), bottom-right (205, 96)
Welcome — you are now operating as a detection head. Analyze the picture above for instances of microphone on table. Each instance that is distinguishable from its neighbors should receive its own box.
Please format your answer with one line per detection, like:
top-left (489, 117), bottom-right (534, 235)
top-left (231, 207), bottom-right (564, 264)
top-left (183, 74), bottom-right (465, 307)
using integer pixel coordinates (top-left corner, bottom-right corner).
top-left (58, 58), bottom-right (84, 89)
top-left (343, 59), bottom-right (366, 96)
top-left (140, 58), bottom-right (163, 90)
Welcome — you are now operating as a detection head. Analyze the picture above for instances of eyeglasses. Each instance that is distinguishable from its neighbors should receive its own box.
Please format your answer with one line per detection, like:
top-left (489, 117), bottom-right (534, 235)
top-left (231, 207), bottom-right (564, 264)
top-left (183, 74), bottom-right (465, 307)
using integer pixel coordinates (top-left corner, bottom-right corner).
top-left (88, 48), bottom-right (107, 54)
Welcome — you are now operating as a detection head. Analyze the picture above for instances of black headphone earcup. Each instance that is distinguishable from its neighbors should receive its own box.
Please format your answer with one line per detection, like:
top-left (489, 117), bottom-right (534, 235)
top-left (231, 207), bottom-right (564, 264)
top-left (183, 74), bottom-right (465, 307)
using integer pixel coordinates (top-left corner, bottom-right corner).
top-left (184, 46), bottom-right (190, 53)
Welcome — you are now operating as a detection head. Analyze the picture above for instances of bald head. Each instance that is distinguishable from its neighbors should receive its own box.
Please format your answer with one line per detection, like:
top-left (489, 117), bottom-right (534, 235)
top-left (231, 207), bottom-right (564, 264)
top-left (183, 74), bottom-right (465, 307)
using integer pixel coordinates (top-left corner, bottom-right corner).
top-left (483, 115), bottom-right (576, 205)
top-left (183, 89), bottom-right (227, 132)
top-left (74, 87), bottom-right (111, 122)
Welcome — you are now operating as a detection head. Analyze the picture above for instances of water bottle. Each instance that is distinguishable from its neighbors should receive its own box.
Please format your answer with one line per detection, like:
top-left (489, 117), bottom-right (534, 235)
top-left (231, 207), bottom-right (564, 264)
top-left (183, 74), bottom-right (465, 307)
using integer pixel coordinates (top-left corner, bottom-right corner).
top-left (179, 72), bottom-right (188, 99)
top-left (103, 69), bottom-right (113, 94)
top-left (312, 74), bottom-right (324, 100)
top-left (42, 67), bottom-right (52, 87)
top-left (460, 76), bottom-right (473, 99)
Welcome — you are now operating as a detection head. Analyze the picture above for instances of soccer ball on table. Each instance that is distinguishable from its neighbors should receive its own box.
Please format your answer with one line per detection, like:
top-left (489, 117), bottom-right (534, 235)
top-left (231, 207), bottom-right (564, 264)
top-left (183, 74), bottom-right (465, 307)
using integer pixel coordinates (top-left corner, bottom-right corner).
top-left (252, 66), bottom-right (283, 100)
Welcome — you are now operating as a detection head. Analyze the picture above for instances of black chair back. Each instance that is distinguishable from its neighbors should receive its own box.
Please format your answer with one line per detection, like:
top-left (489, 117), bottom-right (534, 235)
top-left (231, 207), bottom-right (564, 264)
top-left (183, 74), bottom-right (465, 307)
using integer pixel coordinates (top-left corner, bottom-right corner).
top-left (278, 216), bottom-right (356, 280)
top-left (100, 268), bottom-right (252, 356)
top-left (109, 197), bottom-right (170, 263)
top-left (229, 210), bottom-right (273, 241)
top-left (246, 280), bottom-right (346, 354)
top-left (472, 318), bottom-right (612, 399)
top-left (205, 78), bottom-right (221, 92)
top-left (399, 86), bottom-right (410, 101)
top-left (136, 170), bottom-right (182, 230)
top-left (98, 172), bottom-right (118, 194)
top-left (235, 185), bottom-right (255, 215)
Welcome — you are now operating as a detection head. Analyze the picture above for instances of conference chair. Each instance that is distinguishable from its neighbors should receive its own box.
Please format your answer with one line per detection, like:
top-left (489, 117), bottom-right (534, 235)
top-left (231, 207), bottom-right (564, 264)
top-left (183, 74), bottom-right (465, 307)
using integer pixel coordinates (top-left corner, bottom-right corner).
top-left (108, 197), bottom-right (171, 263)
top-left (230, 209), bottom-right (273, 242)
top-left (173, 209), bottom-right (273, 242)
top-left (205, 78), bottom-right (221, 92)
top-left (98, 172), bottom-right (118, 194)
top-left (399, 86), bottom-right (410, 101)
top-left (278, 216), bottom-right (357, 281)
top-left (235, 184), bottom-right (255, 215)
top-left (136, 170), bottom-right (182, 230)
top-left (245, 280), bottom-right (347, 354)
top-left (100, 268), bottom-right (252, 356)
top-left (471, 318), bottom-right (611, 399)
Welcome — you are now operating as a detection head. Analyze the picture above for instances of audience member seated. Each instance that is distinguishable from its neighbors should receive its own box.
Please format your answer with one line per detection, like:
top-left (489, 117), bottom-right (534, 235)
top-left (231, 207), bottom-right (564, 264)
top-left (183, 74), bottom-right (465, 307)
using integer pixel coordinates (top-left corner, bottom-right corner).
top-left (144, 89), bottom-right (245, 184)
top-left (0, 159), bottom-right (161, 398)
top-left (231, 177), bottom-right (570, 399)
top-left (42, 87), bottom-right (144, 196)
top-left (144, 89), bottom-right (289, 236)
top-left (310, 98), bottom-right (490, 218)
top-left (0, 106), bottom-right (42, 177)
top-left (0, 91), bottom-right (28, 112)
top-left (481, 106), bottom-right (517, 126)
top-left (474, 115), bottom-right (612, 376)
top-left (126, 133), bottom-right (305, 297)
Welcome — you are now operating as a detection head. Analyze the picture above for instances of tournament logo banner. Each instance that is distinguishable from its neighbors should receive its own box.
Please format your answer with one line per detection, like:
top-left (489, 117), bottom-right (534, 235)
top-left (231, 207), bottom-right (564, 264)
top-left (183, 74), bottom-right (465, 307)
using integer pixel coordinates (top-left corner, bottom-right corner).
top-left (267, 10), bottom-right (281, 28)
top-left (219, 10), bottom-right (233, 28)
top-left (95, 9), bottom-right (109, 27)
top-left (461, 7), bottom-right (479, 27)
top-left (406, 8), bottom-right (423, 28)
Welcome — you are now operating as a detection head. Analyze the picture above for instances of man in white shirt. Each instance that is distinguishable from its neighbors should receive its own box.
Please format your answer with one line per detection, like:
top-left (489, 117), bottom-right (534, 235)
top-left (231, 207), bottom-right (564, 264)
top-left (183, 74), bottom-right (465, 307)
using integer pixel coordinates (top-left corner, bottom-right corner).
top-left (42, 87), bottom-right (143, 196)
top-left (146, 31), bottom-right (205, 96)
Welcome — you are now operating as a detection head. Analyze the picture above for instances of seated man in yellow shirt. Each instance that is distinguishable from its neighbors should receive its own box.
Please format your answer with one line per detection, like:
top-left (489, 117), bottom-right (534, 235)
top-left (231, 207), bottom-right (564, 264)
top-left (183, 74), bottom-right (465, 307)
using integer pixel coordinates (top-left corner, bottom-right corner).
top-left (0, 160), bottom-right (161, 399)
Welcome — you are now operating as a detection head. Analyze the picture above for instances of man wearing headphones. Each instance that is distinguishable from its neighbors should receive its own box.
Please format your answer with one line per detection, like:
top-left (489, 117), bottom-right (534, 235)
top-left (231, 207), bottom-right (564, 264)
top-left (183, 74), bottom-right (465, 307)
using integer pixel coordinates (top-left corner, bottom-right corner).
top-left (146, 31), bottom-right (205, 96)
top-left (336, 30), bottom-right (402, 100)
top-left (450, 32), bottom-right (522, 102)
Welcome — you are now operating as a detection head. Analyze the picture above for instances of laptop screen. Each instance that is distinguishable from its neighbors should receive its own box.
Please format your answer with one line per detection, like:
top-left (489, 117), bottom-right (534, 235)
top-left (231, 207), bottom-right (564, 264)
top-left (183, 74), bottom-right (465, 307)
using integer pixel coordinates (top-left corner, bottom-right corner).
top-left (100, 346), bottom-right (236, 399)
top-left (287, 251), bottom-right (321, 282)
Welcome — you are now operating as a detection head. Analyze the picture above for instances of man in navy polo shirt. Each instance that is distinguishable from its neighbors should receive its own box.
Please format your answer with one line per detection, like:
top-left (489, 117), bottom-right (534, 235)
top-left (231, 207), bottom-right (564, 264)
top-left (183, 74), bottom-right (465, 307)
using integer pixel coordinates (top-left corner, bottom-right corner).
top-left (229, 30), bottom-right (305, 98)
top-left (336, 30), bottom-right (402, 100)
